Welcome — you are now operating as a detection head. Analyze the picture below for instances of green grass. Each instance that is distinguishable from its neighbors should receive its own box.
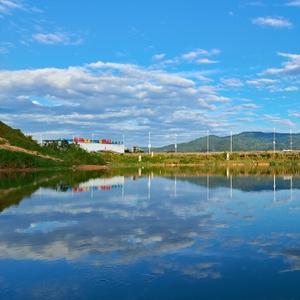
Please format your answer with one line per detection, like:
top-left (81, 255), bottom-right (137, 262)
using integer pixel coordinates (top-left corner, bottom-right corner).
top-left (0, 121), bottom-right (106, 169)
top-left (0, 149), bottom-right (60, 169)
top-left (0, 121), bottom-right (45, 153)
top-left (102, 151), bottom-right (300, 167)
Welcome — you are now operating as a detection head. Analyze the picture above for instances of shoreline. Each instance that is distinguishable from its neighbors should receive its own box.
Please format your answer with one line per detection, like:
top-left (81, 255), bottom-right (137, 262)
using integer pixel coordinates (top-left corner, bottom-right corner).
top-left (2, 151), bottom-right (300, 172)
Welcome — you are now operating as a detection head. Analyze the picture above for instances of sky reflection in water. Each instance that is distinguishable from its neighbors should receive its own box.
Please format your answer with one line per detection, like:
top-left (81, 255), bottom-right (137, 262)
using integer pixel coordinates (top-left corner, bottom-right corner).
top-left (1, 171), bottom-right (300, 299)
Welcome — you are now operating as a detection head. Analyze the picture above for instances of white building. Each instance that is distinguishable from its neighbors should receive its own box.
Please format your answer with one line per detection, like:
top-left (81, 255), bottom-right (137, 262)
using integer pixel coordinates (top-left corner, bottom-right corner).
top-left (77, 142), bottom-right (125, 154)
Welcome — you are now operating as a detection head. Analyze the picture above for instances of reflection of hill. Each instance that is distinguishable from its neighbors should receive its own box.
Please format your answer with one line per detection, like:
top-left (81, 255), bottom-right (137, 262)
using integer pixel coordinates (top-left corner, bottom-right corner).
top-left (167, 176), bottom-right (295, 192)
top-left (0, 167), bottom-right (298, 213)
top-left (0, 171), bottom-right (107, 212)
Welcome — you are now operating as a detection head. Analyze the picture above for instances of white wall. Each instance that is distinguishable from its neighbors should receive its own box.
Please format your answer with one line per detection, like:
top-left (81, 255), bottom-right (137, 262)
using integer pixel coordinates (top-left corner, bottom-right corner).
top-left (78, 143), bottom-right (124, 153)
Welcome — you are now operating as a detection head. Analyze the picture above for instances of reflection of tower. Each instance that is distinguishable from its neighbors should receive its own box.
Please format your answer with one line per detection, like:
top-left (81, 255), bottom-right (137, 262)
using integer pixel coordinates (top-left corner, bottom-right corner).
top-left (174, 175), bottom-right (177, 198)
top-left (230, 175), bottom-right (233, 198)
top-left (122, 177), bottom-right (125, 200)
top-left (290, 175), bottom-right (293, 202)
top-left (226, 168), bottom-right (232, 198)
top-left (207, 174), bottom-right (210, 201)
top-left (273, 174), bottom-right (276, 202)
top-left (148, 174), bottom-right (151, 200)
top-left (226, 168), bottom-right (229, 178)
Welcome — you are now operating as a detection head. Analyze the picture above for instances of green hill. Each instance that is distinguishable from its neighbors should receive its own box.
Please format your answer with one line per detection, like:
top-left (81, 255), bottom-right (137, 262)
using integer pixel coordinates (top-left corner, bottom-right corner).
top-left (153, 131), bottom-right (298, 152)
top-left (0, 121), bottom-right (105, 169)
top-left (0, 121), bottom-right (44, 152)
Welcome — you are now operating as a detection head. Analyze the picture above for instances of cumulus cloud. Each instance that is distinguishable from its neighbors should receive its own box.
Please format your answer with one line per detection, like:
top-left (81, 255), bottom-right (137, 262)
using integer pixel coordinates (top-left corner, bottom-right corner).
top-left (0, 60), bottom-right (245, 140)
top-left (252, 16), bottom-right (292, 28)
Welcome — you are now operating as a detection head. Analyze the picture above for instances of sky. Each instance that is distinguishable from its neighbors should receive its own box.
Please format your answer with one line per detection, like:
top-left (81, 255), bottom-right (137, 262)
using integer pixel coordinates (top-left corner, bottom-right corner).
top-left (0, 0), bottom-right (300, 146)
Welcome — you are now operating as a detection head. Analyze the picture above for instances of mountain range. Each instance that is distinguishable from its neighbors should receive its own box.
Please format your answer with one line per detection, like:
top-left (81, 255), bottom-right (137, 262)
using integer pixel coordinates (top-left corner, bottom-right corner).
top-left (152, 132), bottom-right (298, 152)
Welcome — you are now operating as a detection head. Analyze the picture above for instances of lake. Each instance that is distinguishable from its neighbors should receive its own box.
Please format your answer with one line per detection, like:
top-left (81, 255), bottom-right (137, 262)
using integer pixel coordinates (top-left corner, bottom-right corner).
top-left (1, 168), bottom-right (300, 299)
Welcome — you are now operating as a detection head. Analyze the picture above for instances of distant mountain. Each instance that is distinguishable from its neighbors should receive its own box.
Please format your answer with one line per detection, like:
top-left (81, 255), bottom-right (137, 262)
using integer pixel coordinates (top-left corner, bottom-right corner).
top-left (152, 131), bottom-right (298, 152)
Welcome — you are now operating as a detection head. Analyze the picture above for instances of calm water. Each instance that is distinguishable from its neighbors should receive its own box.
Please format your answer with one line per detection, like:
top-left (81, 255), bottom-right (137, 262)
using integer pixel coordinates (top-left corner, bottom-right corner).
top-left (1, 169), bottom-right (300, 299)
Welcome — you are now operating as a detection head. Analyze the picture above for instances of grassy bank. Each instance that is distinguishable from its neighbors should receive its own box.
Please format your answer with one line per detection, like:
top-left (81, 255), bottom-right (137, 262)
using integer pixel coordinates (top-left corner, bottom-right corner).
top-left (0, 144), bottom-right (106, 170)
top-left (102, 151), bottom-right (300, 168)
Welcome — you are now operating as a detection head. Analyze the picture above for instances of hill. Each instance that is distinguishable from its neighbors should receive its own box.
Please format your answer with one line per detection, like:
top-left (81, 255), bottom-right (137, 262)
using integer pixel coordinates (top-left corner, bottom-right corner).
top-left (0, 121), bottom-right (105, 169)
top-left (153, 131), bottom-right (298, 152)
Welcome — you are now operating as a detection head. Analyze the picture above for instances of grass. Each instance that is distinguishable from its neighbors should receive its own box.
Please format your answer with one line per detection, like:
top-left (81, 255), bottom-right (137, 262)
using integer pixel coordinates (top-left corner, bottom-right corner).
top-left (0, 149), bottom-right (60, 169)
top-left (101, 151), bottom-right (300, 167)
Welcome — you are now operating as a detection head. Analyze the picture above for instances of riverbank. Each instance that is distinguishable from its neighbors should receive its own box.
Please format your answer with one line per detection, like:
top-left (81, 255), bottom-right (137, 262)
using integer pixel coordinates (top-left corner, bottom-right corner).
top-left (101, 151), bottom-right (300, 168)
top-left (2, 150), bottom-right (300, 172)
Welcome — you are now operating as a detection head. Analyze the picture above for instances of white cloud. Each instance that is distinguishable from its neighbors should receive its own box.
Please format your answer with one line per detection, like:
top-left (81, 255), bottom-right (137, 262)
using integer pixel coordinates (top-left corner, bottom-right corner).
top-left (0, 0), bottom-right (23, 15)
top-left (270, 86), bottom-right (299, 93)
top-left (247, 78), bottom-right (278, 87)
top-left (181, 48), bottom-right (220, 62)
top-left (289, 112), bottom-right (300, 119)
top-left (32, 32), bottom-right (83, 46)
top-left (0, 61), bottom-right (242, 139)
top-left (152, 53), bottom-right (166, 61)
top-left (264, 114), bottom-right (295, 127)
top-left (221, 78), bottom-right (244, 87)
top-left (263, 52), bottom-right (300, 76)
top-left (286, 0), bottom-right (300, 7)
top-left (252, 16), bottom-right (292, 28)
top-left (197, 58), bottom-right (219, 65)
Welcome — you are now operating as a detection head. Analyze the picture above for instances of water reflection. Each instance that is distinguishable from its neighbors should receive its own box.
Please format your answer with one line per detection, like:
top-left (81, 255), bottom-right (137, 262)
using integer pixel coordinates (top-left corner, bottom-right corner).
top-left (1, 168), bottom-right (300, 299)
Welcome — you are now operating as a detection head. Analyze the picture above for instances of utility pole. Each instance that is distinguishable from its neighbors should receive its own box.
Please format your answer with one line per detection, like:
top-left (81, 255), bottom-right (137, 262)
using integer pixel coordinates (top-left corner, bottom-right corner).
top-left (230, 131), bottom-right (233, 153)
top-left (92, 133), bottom-right (94, 143)
top-left (290, 129), bottom-right (293, 151)
top-left (148, 131), bottom-right (151, 154)
top-left (174, 134), bottom-right (177, 153)
top-left (273, 128), bottom-right (276, 153)
top-left (206, 130), bottom-right (209, 153)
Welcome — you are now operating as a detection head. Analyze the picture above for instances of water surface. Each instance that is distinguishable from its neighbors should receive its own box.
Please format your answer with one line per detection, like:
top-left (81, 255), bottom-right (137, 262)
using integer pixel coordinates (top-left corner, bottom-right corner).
top-left (1, 169), bottom-right (300, 299)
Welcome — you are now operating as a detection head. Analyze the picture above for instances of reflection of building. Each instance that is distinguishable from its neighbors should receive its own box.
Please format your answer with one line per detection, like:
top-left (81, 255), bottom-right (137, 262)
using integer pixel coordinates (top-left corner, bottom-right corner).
top-left (73, 176), bottom-right (124, 193)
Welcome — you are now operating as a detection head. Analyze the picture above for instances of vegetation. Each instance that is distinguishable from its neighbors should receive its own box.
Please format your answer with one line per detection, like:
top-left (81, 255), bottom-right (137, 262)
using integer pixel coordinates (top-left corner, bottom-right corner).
top-left (42, 142), bottom-right (105, 165)
top-left (0, 121), bottom-right (45, 153)
top-left (0, 121), bottom-right (105, 169)
top-left (2, 120), bottom-right (300, 170)
top-left (0, 149), bottom-right (60, 169)
top-left (102, 151), bottom-right (300, 168)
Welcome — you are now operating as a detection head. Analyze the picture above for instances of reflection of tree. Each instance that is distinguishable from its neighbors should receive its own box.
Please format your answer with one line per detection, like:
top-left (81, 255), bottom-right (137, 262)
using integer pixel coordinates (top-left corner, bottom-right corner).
top-left (1, 167), bottom-right (300, 213)
top-left (1, 168), bottom-right (300, 281)
top-left (0, 170), bottom-right (107, 213)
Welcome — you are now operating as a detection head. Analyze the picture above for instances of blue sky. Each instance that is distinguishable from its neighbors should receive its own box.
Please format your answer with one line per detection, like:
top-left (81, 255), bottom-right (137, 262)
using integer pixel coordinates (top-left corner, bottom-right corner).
top-left (0, 0), bottom-right (300, 145)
